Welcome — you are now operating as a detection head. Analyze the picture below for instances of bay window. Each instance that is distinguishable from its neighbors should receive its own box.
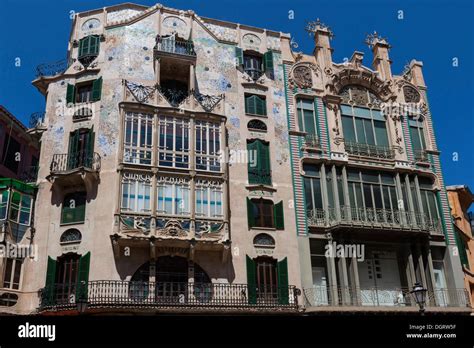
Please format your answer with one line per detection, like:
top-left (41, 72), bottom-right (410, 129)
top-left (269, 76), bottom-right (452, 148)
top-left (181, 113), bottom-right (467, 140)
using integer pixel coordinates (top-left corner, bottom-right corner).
top-left (303, 164), bottom-right (323, 212)
top-left (9, 191), bottom-right (33, 226)
top-left (121, 173), bottom-right (152, 213)
top-left (124, 112), bottom-right (153, 165)
top-left (156, 177), bottom-right (190, 216)
top-left (195, 180), bottom-right (223, 218)
top-left (296, 98), bottom-right (318, 136)
top-left (0, 190), bottom-right (9, 220)
top-left (195, 120), bottom-right (221, 172)
top-left (158, 116), bottom-right (190, 168)
top-left (341, 105), bottom-right (389, 148)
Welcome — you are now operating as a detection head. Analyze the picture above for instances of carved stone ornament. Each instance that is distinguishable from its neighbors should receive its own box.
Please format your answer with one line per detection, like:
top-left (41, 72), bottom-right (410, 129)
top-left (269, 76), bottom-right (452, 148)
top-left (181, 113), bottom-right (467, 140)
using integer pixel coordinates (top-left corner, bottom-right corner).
top-left (292, 66), bottom-right (312, 88)
top-left (157, 219), bottom-right (188, 238)
top-left (403, 85), bottom-right (421, 103)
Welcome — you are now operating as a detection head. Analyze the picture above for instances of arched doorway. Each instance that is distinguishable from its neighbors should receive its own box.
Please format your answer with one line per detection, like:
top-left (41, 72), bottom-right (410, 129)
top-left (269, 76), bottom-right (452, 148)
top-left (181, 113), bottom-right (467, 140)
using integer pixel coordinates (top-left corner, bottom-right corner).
top-left (130, 256), bottom-right (212, 303)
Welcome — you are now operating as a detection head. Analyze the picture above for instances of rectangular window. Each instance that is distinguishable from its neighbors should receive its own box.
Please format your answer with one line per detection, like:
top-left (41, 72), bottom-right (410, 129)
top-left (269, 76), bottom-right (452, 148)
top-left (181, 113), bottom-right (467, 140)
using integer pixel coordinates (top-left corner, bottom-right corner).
top-left (245, 94), bottom-right (267, 116)
top-left (243, 54), bottom-right (263, 80)
top-left (1, 133), bottom-right (21, 174)
top-left (75, 83), bottom-right (93, 103)
top-left (158, 116), bottom-right (190, 168)
top-left (61, 192), bottom-right (86, 224)
top-left (342, 106), bottom-right (389, 147)
top-left (121, 175), bottom-right (151, 213)
top-left (156, 177), bottom-right (190, 216)
top-left (195, 180), bottom-right (223, 218)
top-left (9, 191), bottom-right (33, 226)
top-left (296, 99), bottom-right (318, 135)
top-left (124, 112), bottom-right (153, 165)
top-left (195, 120), bottom-right (221, 172)
top-left (2, 258), bottom-right (23, 290)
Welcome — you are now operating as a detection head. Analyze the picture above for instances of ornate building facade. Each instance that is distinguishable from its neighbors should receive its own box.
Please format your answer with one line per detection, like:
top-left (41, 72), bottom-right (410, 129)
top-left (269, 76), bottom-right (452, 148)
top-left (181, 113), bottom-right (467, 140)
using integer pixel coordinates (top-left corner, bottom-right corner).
top-left (287, 21), bottom-right (469, 312)
top-left (0, 3), bottom-right (469, 315)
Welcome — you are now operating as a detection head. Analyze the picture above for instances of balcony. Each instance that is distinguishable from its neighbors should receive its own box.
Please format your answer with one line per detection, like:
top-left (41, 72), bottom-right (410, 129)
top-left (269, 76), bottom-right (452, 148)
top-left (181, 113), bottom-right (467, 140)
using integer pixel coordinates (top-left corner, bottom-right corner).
top-left (39, 281), bottom-right (299, 313)
top-left (414, 149), bottom-right (429, 163)
top-left (48, 152), bottom-right (101, 189)
top-left (155, 36), bottom-right (196, 58)
top-left (35, 58), bottom-right (71, 78)
top-left (304, 286), bottom-right (470, 311)
top-left (344, 141), bottom-right (395, 159)
top-left (303, 134), bottom-right (321, 151)
top-left (307, 206), bottom-right (442, 234)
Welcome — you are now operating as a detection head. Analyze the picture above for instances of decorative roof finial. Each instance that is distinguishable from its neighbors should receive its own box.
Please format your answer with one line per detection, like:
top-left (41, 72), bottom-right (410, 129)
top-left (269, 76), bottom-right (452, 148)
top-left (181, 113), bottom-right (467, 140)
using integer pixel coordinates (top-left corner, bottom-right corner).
top-left (305, 19), bottom-right (334, 39)
top-left (365, 31), bottom-right (391, 49)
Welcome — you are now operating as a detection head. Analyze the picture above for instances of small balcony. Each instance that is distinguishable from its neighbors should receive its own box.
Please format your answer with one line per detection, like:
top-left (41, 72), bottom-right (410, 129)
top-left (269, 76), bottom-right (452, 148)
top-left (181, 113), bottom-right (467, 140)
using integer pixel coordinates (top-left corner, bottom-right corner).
top-left (304, 286), bottom-right (470, 311)
top-left (307, 206), bottom-right (442, 234)
top-left (303, 134), bottom-right (321, 151)
top-left (35, 58), bottom-right (71, 78)
top-left (155, 36), bottom-right (196, 58)
top-left (414, 149), bottom-right (429, 163)
top-left (344, 141), bottom-right (395, 159)
top-left (48, 152), bottom-right (101, 188)
top-left (39, 281), bottom-right (299, 313)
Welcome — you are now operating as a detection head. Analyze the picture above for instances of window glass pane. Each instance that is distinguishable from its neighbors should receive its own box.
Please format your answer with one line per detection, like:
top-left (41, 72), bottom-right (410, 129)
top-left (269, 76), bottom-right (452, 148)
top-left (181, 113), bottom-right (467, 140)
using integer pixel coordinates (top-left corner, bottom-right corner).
top-left (342, 116), bottom-right (356, 142)
top-left (427, 192), bottom-right (439, 220)
top-left (374, 120), bottom-right (389, 146)
top-left (303, 110), bottom-right (316, 135)
top-left (363, 184), bottom-right (373, 208)
top-left (355, 118), bottom-right (366, 143)
top-left (0, 190), bottom-right (9, 220)
top-left (361, 171), bottom-right (379, 183)
top-left (304, 178), bottom-right (314, 211)
top-left (410, 126), bottom-right (422, 151)
top-left (303, 164), bottom-right (319, 177)
top-left (363, 119), bottom-right (375, 145)
top-left (373, 185), bottom-right (383, 209)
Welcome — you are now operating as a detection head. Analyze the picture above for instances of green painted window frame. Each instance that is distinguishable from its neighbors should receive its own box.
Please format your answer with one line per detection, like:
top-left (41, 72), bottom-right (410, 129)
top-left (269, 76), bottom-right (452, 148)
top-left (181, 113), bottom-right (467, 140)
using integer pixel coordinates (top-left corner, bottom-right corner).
top-left (61, 192), bottom-right (87, 225)
top-left (245, 94), bottom-right (267, 116)
top-left (78, 35), bottom-right (100, 59)
top-left (247, 139), bottom-right (271, 185)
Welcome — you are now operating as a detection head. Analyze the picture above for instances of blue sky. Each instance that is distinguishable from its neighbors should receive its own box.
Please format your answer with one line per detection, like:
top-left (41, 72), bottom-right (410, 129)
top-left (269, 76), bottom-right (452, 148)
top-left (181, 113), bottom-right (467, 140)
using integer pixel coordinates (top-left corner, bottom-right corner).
top-left (1, 0), bottom-right (473, 195)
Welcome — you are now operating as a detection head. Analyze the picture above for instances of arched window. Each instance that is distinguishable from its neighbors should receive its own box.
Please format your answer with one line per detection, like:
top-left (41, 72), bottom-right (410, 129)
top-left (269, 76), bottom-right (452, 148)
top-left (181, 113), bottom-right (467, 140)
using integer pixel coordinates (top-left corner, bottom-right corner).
top-left (247, 119), bottom-right (267, 132)
top-left (253, 233), bottom-right (275, 247)
top-left (60, 229), bottom-right (82, 244)
top-left (339, 85), bottom-right (391, 156)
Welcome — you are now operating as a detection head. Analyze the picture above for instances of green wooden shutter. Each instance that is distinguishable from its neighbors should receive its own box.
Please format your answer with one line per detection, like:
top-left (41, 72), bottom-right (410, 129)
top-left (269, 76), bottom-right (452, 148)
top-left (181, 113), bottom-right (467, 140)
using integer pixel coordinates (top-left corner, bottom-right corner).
top-left (68, 130), bottom-right (80, 169)
top-left (245, 95), bottom-right (257, 115)
top-left (235, 46), bottom-right (243, 66)
top-left (259, 141), bottom-right (271, 185)
top-left (76, 252), bottom-right (91, 301)
top-left (263, 51), bottom-right (274, 74)
top-left (247, 140), bottom-right (259, 185)
top-left (277, 257), bottom-right (289, 305)
top-left (92, 77), bottom-right (102, 101)
top-left (85, 129), bottom-right (95, 167)
top-left (255, 96), bottom-right (266, 116)
top-left (246, 255), bottom-right (257, 304)
top-left (44, 256), bottom-right (57, 306)
top-left (78, 38), bottom-right (85, 58)
top-left (274, 200), bottom-right (284, 230)
top-left (247, 197), bottom-right (255, 229)
top-left (89, 35), bottom-right (100, 56)
top-left (66, 84), bottom-right (76, 105)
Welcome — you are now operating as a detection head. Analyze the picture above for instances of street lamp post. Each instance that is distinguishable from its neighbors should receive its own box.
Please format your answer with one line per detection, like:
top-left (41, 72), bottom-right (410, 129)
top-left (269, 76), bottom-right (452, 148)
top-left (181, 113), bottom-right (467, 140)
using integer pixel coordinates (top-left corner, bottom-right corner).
top-left (410, 282), bottom-right (427, 315)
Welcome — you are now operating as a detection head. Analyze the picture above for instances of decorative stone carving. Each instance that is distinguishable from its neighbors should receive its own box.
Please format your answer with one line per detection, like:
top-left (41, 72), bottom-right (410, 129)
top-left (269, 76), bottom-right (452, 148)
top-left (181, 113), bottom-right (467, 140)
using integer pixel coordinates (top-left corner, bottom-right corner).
top-left (403, 85), bottom-right (421, 103)
top-left (292, 66), bottom-right (312, 88)
top-left (157, 219), bottom-right (188, 238)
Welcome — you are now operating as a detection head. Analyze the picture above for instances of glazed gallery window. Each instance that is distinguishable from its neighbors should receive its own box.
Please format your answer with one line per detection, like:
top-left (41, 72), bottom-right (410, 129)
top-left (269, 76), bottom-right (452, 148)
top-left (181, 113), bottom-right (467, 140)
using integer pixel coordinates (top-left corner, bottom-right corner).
top-left (195, 121), bottom-right (221, 172)
top-left (2, 258), bottom-right (23, 290)
top-left (158, 116), bottom-right (190, 168)
top-left (418, 177), bottom-right (440, 223)
top-left (61, 192), bottom-right (86, 225)
top-left (78, 35), bottom-right (100, 60)
top-left (195, 180), bottom-right (223, 218)
top-left (296, 98), bottom-right (318, 136)
top-left (124, 112), bottom-right (153, 165)
top-left (341, 104), bottom-right (389, 147)
top-left (247, 198), bottom-right (284, 229)
top-left (347, 169), bottom-right (398, 214)
top-left (156, 177), bottom-right (190, 216)
top-left (121, 173), bottom-right (152, 213)
top-left (303, 164), bottom-right (323, 212)
top-left (0, 190), bottom-right (9, 220)
top-left (9, 191), bottom-right (33, 226)
top-left (243, 53), bottom-right (263, 80)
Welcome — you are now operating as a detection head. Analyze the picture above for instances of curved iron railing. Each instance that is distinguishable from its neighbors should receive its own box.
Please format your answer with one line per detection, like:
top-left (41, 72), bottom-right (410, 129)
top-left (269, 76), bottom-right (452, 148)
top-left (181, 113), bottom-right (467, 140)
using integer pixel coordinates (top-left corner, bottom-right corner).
top-left (414, 149), bottom-right (429, 162)
top-left (39, 281), bottom-right (299, 311)
top-left (35, 58), bottom-right (71, 78)
top-left (50, 152), bottom-right (101, 173)
top-left (307, 206), bottom-right (442, 233)
top-left (28, 112), bottom-right (46, 128)
top-left (304, 286), bottom-right (470, 308)
top-left (304, 134), bottom-right (321, 148)
top-left (344, 141), bottom-right (395, 159)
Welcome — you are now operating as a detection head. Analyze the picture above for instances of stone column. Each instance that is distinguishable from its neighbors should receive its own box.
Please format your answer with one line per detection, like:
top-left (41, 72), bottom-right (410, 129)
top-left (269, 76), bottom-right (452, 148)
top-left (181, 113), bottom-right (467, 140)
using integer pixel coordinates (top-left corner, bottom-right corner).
top-left (326, 234), bottom-right (339, 305)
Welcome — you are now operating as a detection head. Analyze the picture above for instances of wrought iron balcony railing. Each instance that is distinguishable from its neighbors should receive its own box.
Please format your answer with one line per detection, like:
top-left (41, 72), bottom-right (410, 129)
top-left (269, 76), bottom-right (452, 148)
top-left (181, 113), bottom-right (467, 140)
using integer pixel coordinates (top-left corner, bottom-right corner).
top-left (39, 281), bottom-right (299, 311)
top-left (157, 85), bottom-right (189, 107)
top-left (19, 166), bottom-right (39, 184)
top-left (307, 206), bottom-right (442, 233)
top-left (344, 141), bottom-right (395, 159)
top-left (155, 37), bottom-right (196, 57)
top-left (35, 58), bottom-right (72, 78)
top-left (304, 134), bottom-right (321, 149)
top-left (244, 67), bottom-right (264, 81)
top-left (50, 152), bottom-right (101, 174)
top-left (28, 112), bottom-right (46, 129)
top-left (414, 149), bottom-right (429, 163)
top-left (304, 286), bottom-right (470, 308)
